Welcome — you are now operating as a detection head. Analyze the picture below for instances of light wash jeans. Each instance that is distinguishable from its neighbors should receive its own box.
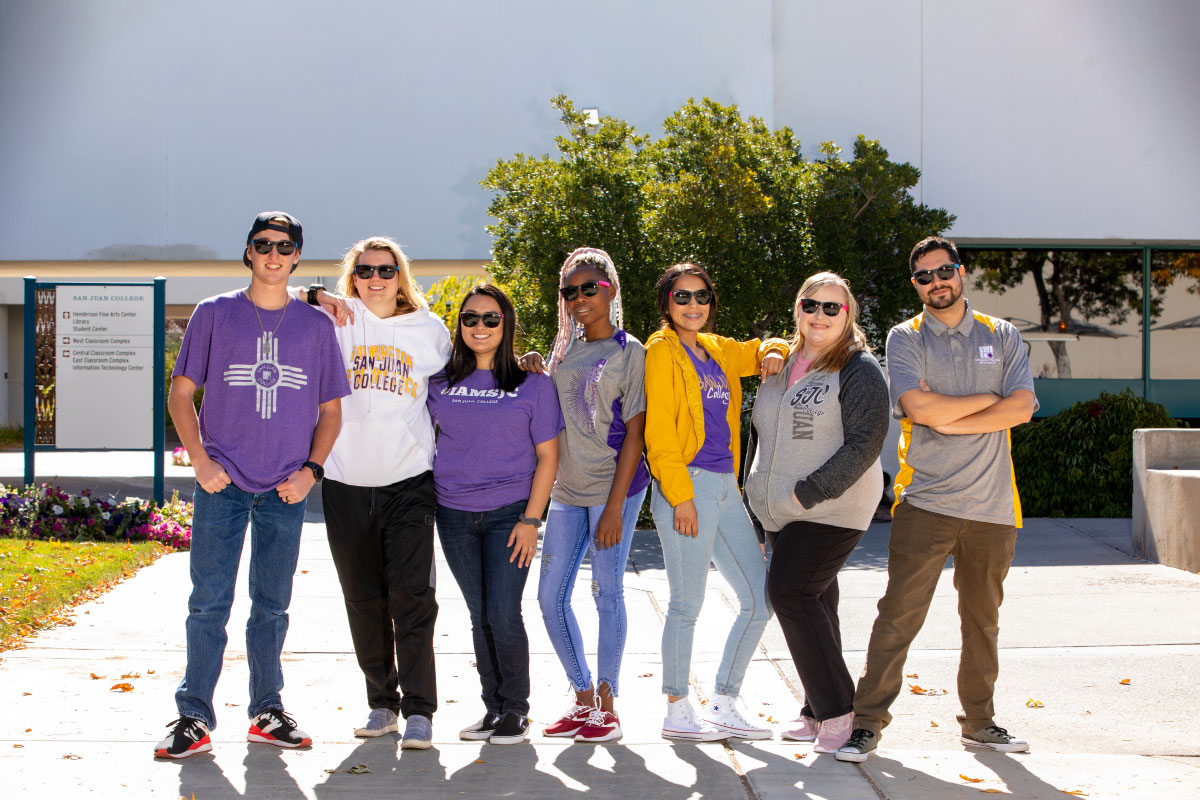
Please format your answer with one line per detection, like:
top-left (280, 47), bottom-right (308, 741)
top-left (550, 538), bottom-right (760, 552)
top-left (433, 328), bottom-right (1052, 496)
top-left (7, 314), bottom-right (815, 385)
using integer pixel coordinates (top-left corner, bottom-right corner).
top-left (651, 469), bottom-right (771, 698)
top-left (537, 488), bottom-right (647, 697)
top-left (175, 482), bottom-right (307, 729)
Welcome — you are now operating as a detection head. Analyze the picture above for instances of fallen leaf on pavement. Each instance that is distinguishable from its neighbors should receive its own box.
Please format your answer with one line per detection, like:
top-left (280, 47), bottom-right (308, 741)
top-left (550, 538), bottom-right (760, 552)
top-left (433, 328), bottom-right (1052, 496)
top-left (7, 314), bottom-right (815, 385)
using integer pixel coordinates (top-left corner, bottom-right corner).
top-left (930, 721), bottom-right (939, 727)
top-left (22, 692), bottom-right (31, 696)
top-left (473, 760), bottom-right (487, 764)
top-left (120, 672), bottom-right (141, 679)
top-left (909, 684), bottom-right (947, 696)
top-left (906, 673), bottom-right (918, 678)
top-left (225, 703), bottom-right (240, 707)
top-left (793, 752), bottom-right (807, 759)
top-left (1061, 792), bottom-right (1087, 796)
top-left (446, 699), bottom-right (457, 703)
top-left (1118, 679), bottom-right (1130, 685)
top-left (638, 673), bottom-right (653, 677)
top-left (348, 764), bottom-right (370, 774)
top-left (62, 754), bottom-right (82, 759)
top-left (13, 744), bottom-right (24, 748)
top-left (300, 570), bottom-right (308, 574)
top-left (766, 716), bottom-right (777, 723)
top-left (110, 683), bottom-right (135, 692)
top-left (980, 790), bottom-right (1006, 794)
top-left (1025, 699), bottom-right (1045, 708)
top-left (89, 673), bottom-right (104, 680)
top-left (25, 728), bottom-right (31, 732)
top-left (960, 775), bottom-right (984, 783)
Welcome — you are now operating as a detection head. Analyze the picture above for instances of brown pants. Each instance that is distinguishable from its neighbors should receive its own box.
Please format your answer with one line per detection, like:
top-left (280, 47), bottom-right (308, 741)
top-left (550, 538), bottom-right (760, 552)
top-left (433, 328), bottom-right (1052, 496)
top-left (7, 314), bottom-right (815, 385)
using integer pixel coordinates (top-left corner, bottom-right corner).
top-left (852, 501), bottom-right (1016, 736)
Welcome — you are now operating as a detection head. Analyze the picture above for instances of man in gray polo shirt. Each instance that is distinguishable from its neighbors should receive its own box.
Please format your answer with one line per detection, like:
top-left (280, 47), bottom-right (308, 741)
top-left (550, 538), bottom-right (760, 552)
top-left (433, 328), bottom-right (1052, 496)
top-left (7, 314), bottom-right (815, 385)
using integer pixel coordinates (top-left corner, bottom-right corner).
top-left (836, 236), bottom-right (1037, 762)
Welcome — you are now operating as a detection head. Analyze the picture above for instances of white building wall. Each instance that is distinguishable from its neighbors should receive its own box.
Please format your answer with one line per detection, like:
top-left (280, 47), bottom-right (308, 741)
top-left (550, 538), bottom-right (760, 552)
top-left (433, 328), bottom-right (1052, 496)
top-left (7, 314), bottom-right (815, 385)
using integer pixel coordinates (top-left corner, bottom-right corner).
top-left (773, 0), bottom-right (1200, 240)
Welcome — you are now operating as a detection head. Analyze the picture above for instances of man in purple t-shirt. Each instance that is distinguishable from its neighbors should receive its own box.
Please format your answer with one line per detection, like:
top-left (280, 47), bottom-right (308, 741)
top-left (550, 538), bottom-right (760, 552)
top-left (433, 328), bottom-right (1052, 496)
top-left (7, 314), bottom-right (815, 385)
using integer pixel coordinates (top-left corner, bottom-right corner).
top-left (154, 211), bottom-right (350, 760)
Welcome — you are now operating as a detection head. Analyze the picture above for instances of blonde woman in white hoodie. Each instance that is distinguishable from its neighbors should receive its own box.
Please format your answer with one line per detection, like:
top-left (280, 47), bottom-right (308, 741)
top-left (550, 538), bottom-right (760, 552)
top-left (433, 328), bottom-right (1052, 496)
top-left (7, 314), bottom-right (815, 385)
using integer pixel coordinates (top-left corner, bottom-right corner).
top-left (300, 237), bottom-right (450, 748)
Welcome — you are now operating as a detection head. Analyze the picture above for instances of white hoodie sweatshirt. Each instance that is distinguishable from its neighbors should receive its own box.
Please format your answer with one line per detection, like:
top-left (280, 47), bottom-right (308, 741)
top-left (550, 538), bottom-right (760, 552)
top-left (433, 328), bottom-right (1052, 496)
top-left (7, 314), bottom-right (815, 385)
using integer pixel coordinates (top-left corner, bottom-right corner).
top-left (321, 297), bottom-right (451, 487)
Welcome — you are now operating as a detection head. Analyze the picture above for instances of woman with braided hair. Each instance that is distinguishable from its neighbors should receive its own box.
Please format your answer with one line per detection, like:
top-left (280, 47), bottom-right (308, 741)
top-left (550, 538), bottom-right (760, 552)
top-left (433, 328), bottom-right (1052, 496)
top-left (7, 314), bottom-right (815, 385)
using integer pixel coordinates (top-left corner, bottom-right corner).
top-left (520, 247), bottom-right (650, 743)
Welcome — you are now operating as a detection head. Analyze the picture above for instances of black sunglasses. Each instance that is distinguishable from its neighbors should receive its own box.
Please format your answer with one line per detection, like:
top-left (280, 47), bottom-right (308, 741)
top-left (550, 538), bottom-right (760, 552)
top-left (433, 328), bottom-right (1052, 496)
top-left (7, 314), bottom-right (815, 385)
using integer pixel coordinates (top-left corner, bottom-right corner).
top-left (354, 264), bottom-right (399, 280)
top-left (671, 289), bottom-right (713, 306)
top-left (911, 264), bottom-right (960, 285)
top-left (559, 279), bottom-right (611, 302)
top-left (250, 239), bottom-right (297, 256)
top-left (799, 298), bottom-right (849, 316)
top-left (460, 311), bottom-right (504, 328)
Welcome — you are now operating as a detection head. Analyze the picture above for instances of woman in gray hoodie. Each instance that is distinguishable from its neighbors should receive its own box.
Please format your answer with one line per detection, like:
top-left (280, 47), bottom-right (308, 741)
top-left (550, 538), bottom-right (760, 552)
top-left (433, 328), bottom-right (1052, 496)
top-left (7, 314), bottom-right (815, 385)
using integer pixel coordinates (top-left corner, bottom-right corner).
top-left (743, 272), bottom-right (890, 755)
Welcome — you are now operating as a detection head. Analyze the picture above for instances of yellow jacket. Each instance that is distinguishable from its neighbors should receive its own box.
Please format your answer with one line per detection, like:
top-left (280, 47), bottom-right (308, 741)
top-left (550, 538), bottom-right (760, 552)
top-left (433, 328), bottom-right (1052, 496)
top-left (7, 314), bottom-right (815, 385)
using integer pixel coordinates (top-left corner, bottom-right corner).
top-left (644, 327), bottom-right (789, 507)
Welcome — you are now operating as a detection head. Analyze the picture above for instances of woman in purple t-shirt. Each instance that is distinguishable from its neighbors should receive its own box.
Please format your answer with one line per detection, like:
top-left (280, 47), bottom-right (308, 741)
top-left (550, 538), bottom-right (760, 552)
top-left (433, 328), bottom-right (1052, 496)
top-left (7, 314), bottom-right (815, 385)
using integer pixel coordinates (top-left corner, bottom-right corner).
top-left (643, 263), bottom-right (787, 742)
top-left (426, 284), bottom-right (562, 746)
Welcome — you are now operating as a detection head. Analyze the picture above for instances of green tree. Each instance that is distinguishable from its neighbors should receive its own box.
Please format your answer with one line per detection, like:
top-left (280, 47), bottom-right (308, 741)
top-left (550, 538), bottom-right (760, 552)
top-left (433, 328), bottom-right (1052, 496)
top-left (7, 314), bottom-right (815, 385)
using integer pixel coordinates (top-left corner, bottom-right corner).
top-left (483, 96), bottom-right (953, 353)
top-left (808, 138), bottom-right (955, 346)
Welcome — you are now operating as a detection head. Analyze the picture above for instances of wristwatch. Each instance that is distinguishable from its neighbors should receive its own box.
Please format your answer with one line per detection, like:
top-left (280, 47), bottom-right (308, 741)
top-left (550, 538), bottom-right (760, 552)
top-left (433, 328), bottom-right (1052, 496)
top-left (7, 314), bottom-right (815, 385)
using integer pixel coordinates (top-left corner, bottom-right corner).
top-left (303, 461), bottom-right (325, 481)
top-left (306, 284), bottom-right (325, 305)
top-left (519, 516), bottom-right (542, 529)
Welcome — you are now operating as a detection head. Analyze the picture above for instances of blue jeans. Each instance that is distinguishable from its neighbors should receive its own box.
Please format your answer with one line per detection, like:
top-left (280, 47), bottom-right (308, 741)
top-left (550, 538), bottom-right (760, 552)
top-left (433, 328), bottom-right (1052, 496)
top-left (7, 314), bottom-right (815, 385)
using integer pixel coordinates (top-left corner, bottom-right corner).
top-left (537, 488), bottom-right (647, 697)
top-left (436, 500), bottom-right (532, 715)
top-left (175, 482), bottom-right (307, 729)
top-left (651, 469), bottom-right (771, 698)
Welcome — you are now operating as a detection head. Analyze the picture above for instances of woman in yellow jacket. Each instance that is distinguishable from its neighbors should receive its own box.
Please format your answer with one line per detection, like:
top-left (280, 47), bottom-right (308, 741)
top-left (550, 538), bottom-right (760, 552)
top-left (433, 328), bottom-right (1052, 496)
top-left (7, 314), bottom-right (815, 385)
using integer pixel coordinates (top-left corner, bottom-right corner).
top-left (644, 262), bottom-right (787, 741)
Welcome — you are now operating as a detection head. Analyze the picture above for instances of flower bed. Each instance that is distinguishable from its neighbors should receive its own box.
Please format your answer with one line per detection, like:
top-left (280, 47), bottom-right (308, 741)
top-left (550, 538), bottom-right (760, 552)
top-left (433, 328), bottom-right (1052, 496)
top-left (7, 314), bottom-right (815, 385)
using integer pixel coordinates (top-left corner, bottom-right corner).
top-left (0, 484), bottom-right (192, 550)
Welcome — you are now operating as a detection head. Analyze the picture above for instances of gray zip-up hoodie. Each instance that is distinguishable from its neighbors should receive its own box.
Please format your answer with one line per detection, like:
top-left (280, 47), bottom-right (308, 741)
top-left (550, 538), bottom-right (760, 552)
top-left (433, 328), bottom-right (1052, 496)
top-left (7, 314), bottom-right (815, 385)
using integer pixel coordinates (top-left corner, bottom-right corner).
top-left (745, 349), bottom-right (890, 532)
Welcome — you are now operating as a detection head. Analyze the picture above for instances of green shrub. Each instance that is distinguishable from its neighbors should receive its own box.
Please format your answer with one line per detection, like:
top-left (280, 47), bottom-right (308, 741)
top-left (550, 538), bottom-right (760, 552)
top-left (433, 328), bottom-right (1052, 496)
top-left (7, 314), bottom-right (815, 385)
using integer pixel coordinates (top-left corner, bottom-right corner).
top-left (1012, 389), bottom-right (1185, 517)
top-left (164, 334), bottom-right (202, 430)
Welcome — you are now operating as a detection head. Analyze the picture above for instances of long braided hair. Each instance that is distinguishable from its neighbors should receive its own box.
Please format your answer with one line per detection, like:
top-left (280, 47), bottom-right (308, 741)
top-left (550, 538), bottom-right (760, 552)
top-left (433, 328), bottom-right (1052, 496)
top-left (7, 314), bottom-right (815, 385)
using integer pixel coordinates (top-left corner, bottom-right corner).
top-left (547, 247), bottom-right (624, 375)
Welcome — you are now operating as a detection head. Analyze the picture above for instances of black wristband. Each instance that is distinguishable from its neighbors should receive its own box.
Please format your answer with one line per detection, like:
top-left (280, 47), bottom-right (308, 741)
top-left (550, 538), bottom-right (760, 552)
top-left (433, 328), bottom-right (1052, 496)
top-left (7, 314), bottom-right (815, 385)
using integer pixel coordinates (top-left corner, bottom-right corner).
top-left (306, 284), bottom-right (324, 305)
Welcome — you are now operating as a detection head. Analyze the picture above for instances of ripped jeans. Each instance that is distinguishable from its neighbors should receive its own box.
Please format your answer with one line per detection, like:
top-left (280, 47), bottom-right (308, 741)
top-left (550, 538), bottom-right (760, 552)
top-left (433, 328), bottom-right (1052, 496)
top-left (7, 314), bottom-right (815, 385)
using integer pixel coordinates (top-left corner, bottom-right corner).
top-left (537, 489), bottom-right (647, 697)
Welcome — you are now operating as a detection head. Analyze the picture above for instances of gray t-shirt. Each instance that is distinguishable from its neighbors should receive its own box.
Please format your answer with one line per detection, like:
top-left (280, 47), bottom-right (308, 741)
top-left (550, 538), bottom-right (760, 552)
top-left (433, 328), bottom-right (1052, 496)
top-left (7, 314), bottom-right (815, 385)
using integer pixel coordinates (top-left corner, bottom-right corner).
top-left (886, 300), bottom-right (1038, 527)
top-left (551, 330), bottom-right (652, 507)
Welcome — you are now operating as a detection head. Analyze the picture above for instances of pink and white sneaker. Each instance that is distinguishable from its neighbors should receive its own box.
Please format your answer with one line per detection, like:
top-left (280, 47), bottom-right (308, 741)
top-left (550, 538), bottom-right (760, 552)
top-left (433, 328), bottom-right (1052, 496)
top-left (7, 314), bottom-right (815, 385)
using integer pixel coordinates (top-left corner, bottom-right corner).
top-left (573, 702), bottom-right (622, 743)
top-left (543, 702), bottom-right (592, 738)
top-left (814, 712), bottom-right (855, 753)
top-left (781, 714), bottom-right (820, 742)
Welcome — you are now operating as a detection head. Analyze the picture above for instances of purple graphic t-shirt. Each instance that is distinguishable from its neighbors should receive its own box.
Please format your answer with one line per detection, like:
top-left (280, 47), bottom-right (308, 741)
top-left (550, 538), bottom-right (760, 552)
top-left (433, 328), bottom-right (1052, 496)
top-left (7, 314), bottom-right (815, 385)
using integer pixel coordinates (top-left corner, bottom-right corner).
top-left (427, 368), bottom-right (563, 512)
top-left (551, 330), bottom-right (652, 507)
top-left (173, 290), bottom-right (351, 493)
top-left (685, 346), bottom-right (734, 474)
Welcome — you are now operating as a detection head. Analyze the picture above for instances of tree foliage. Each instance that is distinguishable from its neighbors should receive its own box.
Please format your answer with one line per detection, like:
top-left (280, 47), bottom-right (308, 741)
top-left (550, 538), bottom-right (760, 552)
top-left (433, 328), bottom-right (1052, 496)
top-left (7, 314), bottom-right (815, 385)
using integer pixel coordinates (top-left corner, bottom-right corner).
top-left (483, 96), bottom-right (953, 353)
top-left (967, 249), bottom-right (1183, 378)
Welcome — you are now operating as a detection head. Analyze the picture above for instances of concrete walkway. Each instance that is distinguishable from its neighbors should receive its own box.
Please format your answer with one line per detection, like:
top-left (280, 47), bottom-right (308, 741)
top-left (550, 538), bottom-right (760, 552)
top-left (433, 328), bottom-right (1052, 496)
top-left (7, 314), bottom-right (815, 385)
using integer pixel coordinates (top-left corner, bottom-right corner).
top-left (2, 452), bottom-right (1199, 798)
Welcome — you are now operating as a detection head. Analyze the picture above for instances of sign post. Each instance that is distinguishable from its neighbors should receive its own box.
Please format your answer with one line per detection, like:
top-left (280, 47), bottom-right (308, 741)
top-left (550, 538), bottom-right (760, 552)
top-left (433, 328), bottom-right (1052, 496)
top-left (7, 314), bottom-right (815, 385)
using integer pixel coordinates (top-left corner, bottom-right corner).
top-left (23, 277), bottom-right (167, 502)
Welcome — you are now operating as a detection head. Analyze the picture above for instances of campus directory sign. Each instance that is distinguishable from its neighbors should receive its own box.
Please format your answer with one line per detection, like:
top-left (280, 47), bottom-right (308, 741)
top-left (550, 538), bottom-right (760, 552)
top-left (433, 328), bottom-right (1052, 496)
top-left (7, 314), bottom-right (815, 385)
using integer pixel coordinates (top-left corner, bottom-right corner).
top-left (55, 286), bottom-right (156, 448)
top-left (23, 277), bottom-right (166, 502)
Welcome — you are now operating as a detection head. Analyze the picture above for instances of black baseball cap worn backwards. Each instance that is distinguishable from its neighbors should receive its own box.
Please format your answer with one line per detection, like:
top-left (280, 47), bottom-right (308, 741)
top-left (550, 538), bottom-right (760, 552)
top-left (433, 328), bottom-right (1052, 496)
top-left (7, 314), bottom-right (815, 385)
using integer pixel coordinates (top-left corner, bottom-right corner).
top-left (243, 211), bottom-right (304, 267)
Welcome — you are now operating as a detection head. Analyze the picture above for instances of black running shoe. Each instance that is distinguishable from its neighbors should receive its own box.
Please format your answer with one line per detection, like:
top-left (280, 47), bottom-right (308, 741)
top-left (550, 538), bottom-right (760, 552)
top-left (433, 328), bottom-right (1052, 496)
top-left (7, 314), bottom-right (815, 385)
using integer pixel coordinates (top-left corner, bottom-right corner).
top-left (247, 709), bottom-right (312, 748)
top-left (154, 716), bottom-right (212, 759)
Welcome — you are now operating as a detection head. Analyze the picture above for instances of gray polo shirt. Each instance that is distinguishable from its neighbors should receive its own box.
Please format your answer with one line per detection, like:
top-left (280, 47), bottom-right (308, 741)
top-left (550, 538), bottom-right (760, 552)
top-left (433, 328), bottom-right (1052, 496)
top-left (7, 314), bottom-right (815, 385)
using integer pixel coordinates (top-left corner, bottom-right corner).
top-left (885, 300), bottom-right (1037, 527)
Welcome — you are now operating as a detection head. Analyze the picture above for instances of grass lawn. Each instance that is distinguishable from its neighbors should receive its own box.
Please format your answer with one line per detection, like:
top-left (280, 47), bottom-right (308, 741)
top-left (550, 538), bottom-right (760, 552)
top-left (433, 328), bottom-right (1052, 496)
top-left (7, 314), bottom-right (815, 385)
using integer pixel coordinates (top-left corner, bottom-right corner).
top-left (0, 539), bottom-right (167, 650)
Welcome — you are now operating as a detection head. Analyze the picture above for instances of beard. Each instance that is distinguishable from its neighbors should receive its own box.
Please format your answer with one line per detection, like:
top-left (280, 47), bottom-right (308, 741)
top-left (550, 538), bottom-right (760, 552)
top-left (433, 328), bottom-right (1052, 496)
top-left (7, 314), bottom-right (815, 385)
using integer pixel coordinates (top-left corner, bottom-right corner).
top-left (925, 283), bottom-right (962, 309)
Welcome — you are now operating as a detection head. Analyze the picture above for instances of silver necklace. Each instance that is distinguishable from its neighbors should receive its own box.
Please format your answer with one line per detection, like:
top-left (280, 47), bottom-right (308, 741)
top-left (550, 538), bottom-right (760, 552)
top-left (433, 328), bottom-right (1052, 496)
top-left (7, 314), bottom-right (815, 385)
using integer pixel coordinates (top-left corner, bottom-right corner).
top-left (244, 290), bottom-right (291, 337)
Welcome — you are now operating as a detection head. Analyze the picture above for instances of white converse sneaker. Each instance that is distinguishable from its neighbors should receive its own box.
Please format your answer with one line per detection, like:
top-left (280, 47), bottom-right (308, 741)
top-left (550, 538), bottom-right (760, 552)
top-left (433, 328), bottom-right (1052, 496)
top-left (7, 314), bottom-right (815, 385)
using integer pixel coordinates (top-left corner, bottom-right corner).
top-left (662, 697), bottom-right (729, 742)
top-left (704, 693), bottom-right (772, 740)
